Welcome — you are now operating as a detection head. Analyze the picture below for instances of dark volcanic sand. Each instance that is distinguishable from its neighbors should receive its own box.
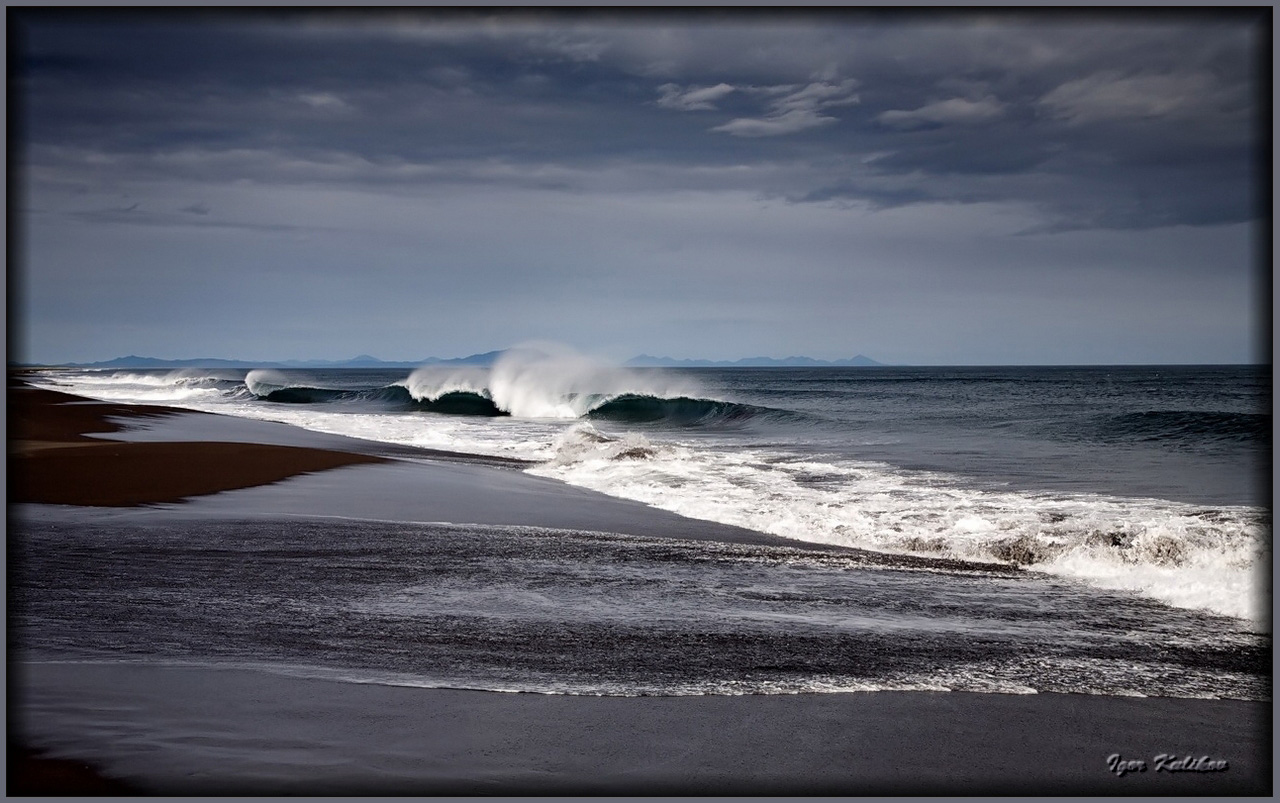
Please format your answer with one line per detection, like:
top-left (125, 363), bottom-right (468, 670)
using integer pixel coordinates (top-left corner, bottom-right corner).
top-left (9, 383), bottom-right (388, 506)
top-left (13, 662), bottom-right (1269, 796)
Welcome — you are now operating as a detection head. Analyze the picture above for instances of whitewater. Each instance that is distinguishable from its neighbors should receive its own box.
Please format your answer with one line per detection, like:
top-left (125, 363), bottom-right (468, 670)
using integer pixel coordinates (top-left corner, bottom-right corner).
top-left (26, 349), bottom-right (1271, 630)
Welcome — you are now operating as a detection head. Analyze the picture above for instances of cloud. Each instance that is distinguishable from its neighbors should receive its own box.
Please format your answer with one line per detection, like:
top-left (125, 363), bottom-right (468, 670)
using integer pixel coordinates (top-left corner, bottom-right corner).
top-left (13, 14), bottom-right (1262, 235)
top-left (656, 82), bottom-right (735, 111)
top-left (711, 109), bottom-right (839, 138)
top-left (1037, 71), bottom-right (1219, 124)
top-left (69, 204), bottom-right (325, 233)
top-left (297, 91), bottom-right (354, 112)
top-left (711, 79), bottom-right (859, 137)
top-left (12, 11), bottom-right (1263, 366)
top-left (876, 96), bottom-right (1006, 129)
top-left (539, 33), bottom-right (609, 63)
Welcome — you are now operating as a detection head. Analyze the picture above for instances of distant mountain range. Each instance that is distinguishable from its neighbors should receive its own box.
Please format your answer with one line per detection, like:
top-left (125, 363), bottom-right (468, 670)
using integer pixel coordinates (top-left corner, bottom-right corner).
top-left (624, 354), bottom-right (884, 367)
top-left (32, 350), bottom-right (885, 370)
top-left (41, 351), bottom-right (507, 370)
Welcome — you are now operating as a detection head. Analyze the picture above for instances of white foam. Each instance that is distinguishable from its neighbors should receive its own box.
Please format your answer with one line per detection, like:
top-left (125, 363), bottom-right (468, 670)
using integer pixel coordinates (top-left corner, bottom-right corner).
top-left (529, 438), bottom-right (1270, 629)
top-left (402, 366), bottom-right (491, 402)
top-left (33, 370), bottom-right (230, 402)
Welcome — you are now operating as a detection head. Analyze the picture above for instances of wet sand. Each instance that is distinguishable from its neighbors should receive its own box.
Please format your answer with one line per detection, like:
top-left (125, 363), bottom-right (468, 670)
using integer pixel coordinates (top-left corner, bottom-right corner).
top-left (13, 661), bottom-right (1269, 796)
top-left (7, 746), bottom-right (140, 796)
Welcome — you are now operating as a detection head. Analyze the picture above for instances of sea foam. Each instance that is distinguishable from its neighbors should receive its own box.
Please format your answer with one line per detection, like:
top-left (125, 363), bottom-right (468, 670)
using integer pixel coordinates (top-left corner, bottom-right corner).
top-left (530, 438), bottom-right (1270, 628)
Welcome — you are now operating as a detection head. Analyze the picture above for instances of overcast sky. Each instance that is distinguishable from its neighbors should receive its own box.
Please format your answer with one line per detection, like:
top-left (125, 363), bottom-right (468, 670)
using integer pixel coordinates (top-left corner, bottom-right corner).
top-left (12, 9), bottom-right (1268, 365)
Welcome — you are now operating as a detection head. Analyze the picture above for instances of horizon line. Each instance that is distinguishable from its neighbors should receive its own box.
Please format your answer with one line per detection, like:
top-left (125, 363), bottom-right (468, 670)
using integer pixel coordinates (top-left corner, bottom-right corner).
top-left (8, 356), bottom-right (1268, 370)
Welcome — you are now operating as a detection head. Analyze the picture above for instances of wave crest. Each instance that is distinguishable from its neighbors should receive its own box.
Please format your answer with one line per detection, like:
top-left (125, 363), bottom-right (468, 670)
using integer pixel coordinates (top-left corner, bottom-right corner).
top-left (244, 369), bottom-right (293, 398)
top-left (405, 347), bottom-right (706, 420)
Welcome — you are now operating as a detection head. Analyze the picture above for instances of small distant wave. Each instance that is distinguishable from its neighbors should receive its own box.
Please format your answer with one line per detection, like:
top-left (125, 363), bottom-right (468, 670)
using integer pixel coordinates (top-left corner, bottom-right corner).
top-left (1099, 410), bottom-right (1269, 445)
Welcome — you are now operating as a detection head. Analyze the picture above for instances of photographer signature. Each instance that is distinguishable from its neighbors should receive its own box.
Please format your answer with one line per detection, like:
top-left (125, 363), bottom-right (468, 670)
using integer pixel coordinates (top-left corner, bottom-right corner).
top-left (1107, 753), bottom-right (1229, 776)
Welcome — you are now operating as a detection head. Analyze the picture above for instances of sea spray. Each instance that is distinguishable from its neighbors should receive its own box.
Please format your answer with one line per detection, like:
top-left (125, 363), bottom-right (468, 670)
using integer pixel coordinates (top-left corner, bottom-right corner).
top-left (402, 366), bottom-right (491, 403)
top-left (405, 344), bottom-right (702, 418)
top-left (488, 344), bottom-right (698, 418)
top-left (245, 368), bottom-right (293, 397)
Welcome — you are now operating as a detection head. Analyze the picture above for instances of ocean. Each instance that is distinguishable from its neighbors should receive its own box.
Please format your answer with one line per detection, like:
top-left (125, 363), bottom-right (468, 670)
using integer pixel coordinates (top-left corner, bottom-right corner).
top-left (16, 355), bottom-right (1272, 701)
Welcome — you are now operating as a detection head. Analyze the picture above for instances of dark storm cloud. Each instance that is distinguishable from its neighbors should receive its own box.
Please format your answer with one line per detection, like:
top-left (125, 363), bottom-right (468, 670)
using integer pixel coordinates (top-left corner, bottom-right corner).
top-left (13, 10), bottom-right (1263, 233)
top-left (11, 10), bottom-right (1264, 364)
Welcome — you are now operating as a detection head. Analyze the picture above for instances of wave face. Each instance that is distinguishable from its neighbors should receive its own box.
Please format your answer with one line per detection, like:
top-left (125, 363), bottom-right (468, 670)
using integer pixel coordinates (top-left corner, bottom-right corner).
top-left (587, 394), bottom-right (777, 426)
top-left (414, 391), bottom-right (506, 417)
top-left (245, 369), bottom-right (507, 416)
top-left (258, 386), bottom-right (348, 404)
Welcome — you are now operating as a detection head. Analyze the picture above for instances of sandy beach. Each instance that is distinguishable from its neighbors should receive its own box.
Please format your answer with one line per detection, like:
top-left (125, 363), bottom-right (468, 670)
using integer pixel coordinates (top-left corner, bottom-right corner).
top-left (10, 384), bottom-right (389, 507)
top-left (8, 376), bottom-right (1271, 795)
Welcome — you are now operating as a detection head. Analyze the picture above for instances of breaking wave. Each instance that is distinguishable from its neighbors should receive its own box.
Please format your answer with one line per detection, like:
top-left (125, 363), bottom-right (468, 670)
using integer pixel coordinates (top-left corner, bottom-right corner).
top-left (397, 347), bottom-right (775, 424)
top-left (244, 370), bottom-right (503, 415)
top-left (245, 355), bottom-right (768, 424)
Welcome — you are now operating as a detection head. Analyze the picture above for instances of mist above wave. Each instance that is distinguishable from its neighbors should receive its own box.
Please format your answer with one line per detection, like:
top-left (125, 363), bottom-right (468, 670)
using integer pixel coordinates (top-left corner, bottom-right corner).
top-left (404, 345), bottom-right (704, 419)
